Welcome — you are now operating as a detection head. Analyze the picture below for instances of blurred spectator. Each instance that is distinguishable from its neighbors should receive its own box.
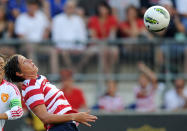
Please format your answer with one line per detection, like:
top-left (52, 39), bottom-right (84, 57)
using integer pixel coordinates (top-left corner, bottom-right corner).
top-left (15, 0), bottom-right (58, 74)
top-left (0, 5), bottom-right (15, 38)
top-left (76, 6), bottom-right (88, 24)
top-left (15, 0), bottom-right (49, 42)
top-left (119, 5), bottom-right (150, 38)
top-left (164, 78), bottom-right (187, 111)
top-left (175, 0), bottom-right (187, 16)
top-left (88, 1), bottom-right (118, 40)
top-left (60, 69), bottom-right (87, 111)
top-left (0, 5), bottom-right (16, 57)
top-left (98, 80), bottom-right (124, 112)
top-left (119, 5), bottom-right (152, 66)
top-left (7, 0), bottom-right (27, 22)
top-left (107, 0), bottom-right (140, 21)
top-left (88, 1), bottom-right (119, 74)
top-left (140, 0), bottom-right (160, 16)
top-left (52, 0), bottom-right (87, 70)
top-left (155, 1), bottom-right (186, 73)
top-left (134, 62), bottom-right (157, 112)
top-left (42, 0), bottom-right (67, 19)
top-left (174, 0), bottom-right (187, 33)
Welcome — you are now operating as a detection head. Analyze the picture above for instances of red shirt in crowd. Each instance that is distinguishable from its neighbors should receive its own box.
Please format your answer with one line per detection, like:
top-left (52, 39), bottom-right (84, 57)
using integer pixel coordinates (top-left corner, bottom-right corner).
top-left (61, 87), bottom-right (86, 110)
top-left (88, 15), bottom-right (118, 39)
top-left (119, 18), bottom-right (145, 37)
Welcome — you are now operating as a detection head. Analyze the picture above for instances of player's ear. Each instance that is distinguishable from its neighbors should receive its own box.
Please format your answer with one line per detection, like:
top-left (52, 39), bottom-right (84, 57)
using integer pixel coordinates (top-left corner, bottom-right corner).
top-left (16, 72), bottom-right (23, 77)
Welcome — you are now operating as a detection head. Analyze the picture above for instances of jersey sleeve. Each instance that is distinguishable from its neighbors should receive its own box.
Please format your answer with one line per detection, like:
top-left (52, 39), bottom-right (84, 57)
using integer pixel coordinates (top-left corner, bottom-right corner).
top-left (8, 85), bottom-right (22, 108)
top-left (23, 80), bottom-right (45, 110)
top-left (5, 84), bottom-right (23, 120)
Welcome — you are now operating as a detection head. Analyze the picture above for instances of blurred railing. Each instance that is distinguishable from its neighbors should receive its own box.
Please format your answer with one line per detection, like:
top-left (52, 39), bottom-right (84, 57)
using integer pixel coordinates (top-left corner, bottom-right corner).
top-left (0, 38), bottom-right (187, 83)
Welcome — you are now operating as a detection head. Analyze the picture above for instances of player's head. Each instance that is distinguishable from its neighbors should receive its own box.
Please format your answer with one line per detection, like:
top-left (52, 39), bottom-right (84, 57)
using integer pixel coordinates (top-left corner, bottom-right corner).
top-left (0, 54), bottom-right (6, 80)
top-left (60, 69), bottom-right (73, 87)
top-left (126, 5), bottom-right (138, 21)
top-left (96, 1), bottom-right (112, 17)
top-left (174, 77), bottom-right (185, 94)
top-left (26, 0), bottom-right (39, 16)
top-left (106, 80), bottom-right (117, 97)
top-left (5, 54), bottom-right (38, 82)
top-left (64, 0), bottom-right (76, 15)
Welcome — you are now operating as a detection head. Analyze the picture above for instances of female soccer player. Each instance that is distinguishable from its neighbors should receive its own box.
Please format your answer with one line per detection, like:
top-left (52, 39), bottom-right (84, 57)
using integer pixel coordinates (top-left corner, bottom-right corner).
top-left (0, 54), bottom-right (23, 131)
top-left (4, 54), bottom-right (97, 131)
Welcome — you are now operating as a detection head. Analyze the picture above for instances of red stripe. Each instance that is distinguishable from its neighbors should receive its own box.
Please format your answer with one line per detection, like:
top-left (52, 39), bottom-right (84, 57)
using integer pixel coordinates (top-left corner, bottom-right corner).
top-left (22, 85), bottom-right (27, 90)
top-left (11, 108), bottom-right (22, 112)
top-left (29, 79), bottom-right (37, 86)
top-left (29, 100), bottom-right (45, 109)
top-left (47, 95), bottom-right (66, 110)
top-left (53, 105), bottom-right (71, 114)
top-left (12, 112), bottom-right (23, 116)
top-left (12, 109), bottom-right (23, 114)
top-left (45, 91), bottom-right (61, 107)
top-left (44, 86), bottom-right (51, 96)
top-left (11, 109), bottom-right (22, 113)
top-left (24, 89), bottom-right (42, 101)
top-left (40, 79), bottom-right (48, 91)
top-left (12, 114), bottom-right (22, 117)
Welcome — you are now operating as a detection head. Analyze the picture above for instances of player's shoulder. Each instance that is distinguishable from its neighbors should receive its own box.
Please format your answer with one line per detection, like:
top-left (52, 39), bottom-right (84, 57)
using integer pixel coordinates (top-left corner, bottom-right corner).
top-left (2, 80), bottom-right (20, 95)
top-left (3, 80), bottom-right (17, 88)
top-left (53, 13), bottom-right (65, 21)
top-left (23, 75), bottom-right (47, 88)
top-left (16, 13), bottom-right (29, 20)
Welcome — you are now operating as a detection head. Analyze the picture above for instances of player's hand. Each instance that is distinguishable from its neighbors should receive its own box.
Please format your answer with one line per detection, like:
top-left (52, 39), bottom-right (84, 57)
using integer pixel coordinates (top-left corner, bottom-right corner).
top-left (72, 111), bottom-right (97, 127)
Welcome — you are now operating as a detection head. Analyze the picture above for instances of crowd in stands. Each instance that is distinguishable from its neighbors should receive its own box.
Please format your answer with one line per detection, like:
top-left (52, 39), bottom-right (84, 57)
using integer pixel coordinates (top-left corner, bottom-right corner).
top-left (0, 0), bottom-right (186, 74)
top-left (1, 0), bottom-right (187, 119)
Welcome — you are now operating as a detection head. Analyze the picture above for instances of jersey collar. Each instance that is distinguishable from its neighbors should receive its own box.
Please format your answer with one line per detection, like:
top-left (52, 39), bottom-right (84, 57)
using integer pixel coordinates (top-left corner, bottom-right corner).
top-left (0, 79), bottom-right (5, 86)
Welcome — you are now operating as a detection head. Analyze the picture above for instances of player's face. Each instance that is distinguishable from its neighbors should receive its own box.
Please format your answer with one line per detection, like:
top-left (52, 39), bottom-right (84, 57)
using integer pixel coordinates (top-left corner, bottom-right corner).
top-left (107, 82), bottom-right (117, 97)
top-left (65, 2), bottom-right (76, 15)
top-left (18, 55), bottom-right (38, 76)
top-left (98, 6), bottom-right (109, 17)
top-left (0, 57), bottom-right (5, 81)
top-left (127, 7), bottom-right (137, 20)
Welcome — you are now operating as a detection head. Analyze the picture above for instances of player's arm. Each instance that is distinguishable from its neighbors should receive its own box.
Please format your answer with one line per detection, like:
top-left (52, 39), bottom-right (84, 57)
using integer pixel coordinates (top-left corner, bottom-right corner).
top-left (32, 104), bottom-right (97, 127)
top-left (0, 113), bottom-right (8, 120)
top-left (0, 98), bottom-right (23, 120)
top-left (5, 98), bottom-right (23, 120)
top-left (138, 62), bottom-right (157, 89)
top-left (2, 85), bottom-right (23, 120)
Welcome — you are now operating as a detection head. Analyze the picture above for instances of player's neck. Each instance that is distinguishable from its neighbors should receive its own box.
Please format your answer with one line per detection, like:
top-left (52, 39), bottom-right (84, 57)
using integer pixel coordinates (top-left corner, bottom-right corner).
top-left (24, 74), bottom-right (38, 80)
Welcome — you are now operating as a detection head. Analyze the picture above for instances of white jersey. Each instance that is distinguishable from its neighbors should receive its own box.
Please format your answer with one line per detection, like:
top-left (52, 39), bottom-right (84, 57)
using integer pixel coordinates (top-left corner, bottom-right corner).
top-left (0, 80), bottom-right (21, 131)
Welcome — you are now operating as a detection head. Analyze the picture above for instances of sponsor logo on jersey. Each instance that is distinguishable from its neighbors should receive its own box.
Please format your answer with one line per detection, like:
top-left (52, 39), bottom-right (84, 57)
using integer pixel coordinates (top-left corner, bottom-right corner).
top-left (1, 93), bottom-right (9, 102)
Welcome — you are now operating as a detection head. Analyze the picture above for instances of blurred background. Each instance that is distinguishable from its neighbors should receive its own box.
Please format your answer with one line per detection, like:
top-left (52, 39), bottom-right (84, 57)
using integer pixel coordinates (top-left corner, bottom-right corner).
top-left (2, 0), bottom-right (187, 130)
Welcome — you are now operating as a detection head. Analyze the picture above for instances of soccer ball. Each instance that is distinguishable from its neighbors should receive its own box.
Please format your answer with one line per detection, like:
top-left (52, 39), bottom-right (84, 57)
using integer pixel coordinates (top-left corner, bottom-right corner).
top-left (144, 5), bottom-right (170, 32)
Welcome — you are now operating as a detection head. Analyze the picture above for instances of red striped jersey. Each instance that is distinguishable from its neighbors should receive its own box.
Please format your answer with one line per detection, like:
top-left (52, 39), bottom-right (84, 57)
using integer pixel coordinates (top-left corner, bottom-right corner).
top-left (22, 75), bottom-right (74, 129)
top-left (134, 84), bottom-right (156, 112)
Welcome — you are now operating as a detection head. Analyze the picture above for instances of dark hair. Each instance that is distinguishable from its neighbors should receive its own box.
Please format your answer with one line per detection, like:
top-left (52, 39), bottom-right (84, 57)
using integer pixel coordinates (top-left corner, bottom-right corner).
top-left (95, 1), bottom-right (112, 16)
top-left (125, 5), bottom-right (138, 15)
top-left (4, 55), bottom-right (25, 82)
top-left (26, 0), bottom-right (39, 5)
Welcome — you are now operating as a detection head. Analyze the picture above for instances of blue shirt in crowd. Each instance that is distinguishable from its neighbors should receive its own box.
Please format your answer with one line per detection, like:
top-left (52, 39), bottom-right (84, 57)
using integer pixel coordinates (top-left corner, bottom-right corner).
top-left (48, 0), bottom-right (67, 18)
top-left (7, 0), bottom-right (27, 21)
